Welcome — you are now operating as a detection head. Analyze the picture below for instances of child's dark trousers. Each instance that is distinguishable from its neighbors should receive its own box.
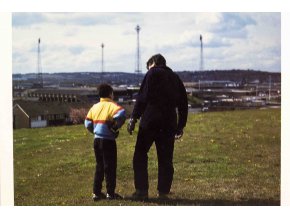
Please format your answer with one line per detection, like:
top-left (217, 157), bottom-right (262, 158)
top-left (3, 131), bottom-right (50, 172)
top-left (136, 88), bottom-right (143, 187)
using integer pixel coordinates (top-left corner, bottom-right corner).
top-left (93, 138), bottom-right (117, 195)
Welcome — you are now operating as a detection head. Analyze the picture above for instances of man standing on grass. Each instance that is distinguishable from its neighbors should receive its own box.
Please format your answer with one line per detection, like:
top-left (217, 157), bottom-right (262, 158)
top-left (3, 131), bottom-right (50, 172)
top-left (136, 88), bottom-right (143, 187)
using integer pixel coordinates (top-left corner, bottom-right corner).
top-left (127, 54), bottom-right (188, 200)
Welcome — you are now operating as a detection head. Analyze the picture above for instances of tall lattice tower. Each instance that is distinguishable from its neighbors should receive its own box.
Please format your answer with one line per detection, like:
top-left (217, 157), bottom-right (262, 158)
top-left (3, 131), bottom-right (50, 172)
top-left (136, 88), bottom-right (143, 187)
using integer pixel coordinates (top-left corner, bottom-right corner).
top-left (101, 43), bottom-right (105, 73)
top-left (199, 34), bottom-right (204, 71)
top-left (37, 38), bottom-right (43, 88)
top-left (135, 25), bottom-right (142, 74)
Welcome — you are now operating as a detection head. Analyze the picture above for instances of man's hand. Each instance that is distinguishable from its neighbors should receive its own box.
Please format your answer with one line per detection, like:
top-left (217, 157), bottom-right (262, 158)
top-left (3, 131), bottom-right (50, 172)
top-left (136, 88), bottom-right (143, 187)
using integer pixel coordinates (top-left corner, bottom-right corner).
top-left (175, 129), bottom-right (183, 140)
top-left (127, 118), bottom-right (137, 135)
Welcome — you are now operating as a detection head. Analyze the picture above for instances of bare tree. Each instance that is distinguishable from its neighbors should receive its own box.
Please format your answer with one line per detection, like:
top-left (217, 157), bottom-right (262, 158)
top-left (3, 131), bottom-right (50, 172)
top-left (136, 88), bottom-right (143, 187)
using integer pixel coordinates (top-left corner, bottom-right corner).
top-left (69, 108), bottom-right (88, 124)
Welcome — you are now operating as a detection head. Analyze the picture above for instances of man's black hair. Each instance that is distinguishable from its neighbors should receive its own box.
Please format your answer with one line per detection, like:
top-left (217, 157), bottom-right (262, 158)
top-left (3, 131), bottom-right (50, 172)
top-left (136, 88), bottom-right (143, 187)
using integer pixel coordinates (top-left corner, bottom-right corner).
top-left (146, 53), bottom-right (166, 70)
top-left (98, 83), bottom-right (113, 98)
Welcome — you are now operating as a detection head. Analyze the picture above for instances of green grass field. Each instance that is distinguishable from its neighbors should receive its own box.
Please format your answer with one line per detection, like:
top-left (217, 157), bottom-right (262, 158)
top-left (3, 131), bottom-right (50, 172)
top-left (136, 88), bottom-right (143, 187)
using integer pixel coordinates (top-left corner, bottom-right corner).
top-left (13, 109), bottom-right (281, 206)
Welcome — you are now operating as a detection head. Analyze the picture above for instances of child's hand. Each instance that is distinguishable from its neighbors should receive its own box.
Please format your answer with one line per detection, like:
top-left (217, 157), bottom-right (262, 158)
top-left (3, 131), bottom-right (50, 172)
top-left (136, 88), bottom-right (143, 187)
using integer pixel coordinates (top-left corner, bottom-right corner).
top-left (108, 120), bottom-right (119, 138)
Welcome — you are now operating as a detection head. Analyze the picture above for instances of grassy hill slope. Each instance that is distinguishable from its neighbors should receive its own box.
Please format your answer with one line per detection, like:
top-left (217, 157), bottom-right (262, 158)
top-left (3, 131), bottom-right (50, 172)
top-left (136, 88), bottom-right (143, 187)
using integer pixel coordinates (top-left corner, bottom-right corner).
top-left (14, 109), bottom-right (281, 205)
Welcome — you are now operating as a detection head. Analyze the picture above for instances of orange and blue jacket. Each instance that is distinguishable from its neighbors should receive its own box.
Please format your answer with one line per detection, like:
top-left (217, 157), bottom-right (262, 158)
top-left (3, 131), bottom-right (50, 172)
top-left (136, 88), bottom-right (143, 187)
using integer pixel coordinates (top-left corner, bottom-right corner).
top-left (84, 98), bottom-right (126, 140)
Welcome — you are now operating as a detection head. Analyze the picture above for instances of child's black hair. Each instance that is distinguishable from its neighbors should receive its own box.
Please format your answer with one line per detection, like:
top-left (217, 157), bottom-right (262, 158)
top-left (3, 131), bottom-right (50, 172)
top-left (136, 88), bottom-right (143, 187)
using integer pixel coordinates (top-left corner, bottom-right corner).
top-left (98, 83), bottom-right (113, 98)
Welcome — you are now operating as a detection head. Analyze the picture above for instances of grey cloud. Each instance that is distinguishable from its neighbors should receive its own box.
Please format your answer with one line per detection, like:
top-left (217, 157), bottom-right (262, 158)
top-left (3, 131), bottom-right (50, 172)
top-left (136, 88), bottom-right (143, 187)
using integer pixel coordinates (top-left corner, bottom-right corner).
top-left (13, 51), bottom-right (29, 62)
top-left (205, 40), bottom-right (232, 48)
top-left (181, 37), bottom-right (232, 49)
top-left (12, 12), bottom-right (144, 29)
top-left (212, 13), bottom-right (256, 39)
top-left (12, 12), bottom-right (130, 27)
top-left (271, 47), bottom-right (281, 57)
top-left (252, 12), bottom-right (280, 27)
top-left (56, 12), bottom-right (142, 26)
top-left (59, 15), bottom-right (107, 26)
top-left (219, 13), bottom-right (256, 31)
top-left (68, 46), bottom-right (85, 55)
top-left (152, 37), bottom-right (231, 59)
top-left (12, 13), bottom-right (47, 27)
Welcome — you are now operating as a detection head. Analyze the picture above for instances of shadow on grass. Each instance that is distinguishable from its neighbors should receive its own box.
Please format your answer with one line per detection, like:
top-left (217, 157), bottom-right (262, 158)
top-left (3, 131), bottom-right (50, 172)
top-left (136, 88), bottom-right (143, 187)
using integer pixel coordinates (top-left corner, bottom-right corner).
top-left (128, 197), bottom-right (280, 206)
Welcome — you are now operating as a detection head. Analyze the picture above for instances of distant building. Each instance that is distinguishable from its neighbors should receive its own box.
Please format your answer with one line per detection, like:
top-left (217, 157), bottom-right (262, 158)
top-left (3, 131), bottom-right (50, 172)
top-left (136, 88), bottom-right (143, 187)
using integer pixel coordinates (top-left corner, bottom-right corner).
top-left (13, 100), bottom-right (92, 129)
top-left (23, 87), bottom-right (139, 103)
top-left (26, 88), bottom-right (97, 103)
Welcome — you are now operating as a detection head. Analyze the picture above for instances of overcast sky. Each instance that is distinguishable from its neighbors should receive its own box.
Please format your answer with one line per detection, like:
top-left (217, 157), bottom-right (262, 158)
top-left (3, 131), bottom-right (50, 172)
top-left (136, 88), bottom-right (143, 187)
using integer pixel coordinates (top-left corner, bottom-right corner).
top-left (12, 12), bottom-right (281, 74)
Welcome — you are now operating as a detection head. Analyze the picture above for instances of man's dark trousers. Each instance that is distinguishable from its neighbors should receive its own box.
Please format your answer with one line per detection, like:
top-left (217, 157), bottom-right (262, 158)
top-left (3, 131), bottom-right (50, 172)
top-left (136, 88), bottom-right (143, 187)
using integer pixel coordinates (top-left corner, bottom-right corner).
top-left (93, 138), bottom-right (117, 195)
top-left (133, 127), bottom-right (175, 194)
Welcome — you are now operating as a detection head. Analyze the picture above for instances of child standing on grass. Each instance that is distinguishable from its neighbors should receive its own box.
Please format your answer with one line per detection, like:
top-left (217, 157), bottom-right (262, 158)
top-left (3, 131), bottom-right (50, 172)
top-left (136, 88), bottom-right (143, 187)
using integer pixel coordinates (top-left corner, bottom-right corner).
top-left (85, 83), bottom-right (126, 201)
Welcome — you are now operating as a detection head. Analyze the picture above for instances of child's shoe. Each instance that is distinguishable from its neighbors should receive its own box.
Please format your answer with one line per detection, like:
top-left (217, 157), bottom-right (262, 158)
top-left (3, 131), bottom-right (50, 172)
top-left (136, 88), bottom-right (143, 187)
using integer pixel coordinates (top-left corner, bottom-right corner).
top-left (106, 193), bottom-right (123, 200)
top-left (92, 192), bottom-right (106, 201)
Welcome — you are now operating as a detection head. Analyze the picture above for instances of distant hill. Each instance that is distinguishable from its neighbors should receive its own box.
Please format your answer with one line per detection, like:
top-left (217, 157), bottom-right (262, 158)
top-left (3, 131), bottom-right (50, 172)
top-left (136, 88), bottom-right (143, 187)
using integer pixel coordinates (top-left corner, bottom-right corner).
top-left (13, 69), bottom-right (280, 87)
top-left (176, 69), bottom-right (281, 84)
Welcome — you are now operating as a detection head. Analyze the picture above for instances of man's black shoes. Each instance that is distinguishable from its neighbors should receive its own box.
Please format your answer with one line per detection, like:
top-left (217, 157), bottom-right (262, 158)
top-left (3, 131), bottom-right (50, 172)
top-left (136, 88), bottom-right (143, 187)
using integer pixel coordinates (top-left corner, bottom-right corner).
top-left (129, 190), bottom-right (149, 201)
top-left (157, 191), bottom-right (170, 200)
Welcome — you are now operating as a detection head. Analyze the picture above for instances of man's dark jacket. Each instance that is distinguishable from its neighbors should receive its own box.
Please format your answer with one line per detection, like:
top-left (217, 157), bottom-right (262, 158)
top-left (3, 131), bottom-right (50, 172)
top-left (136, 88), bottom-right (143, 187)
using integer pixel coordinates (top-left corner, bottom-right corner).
top-left (132, 66), bottom-right (188, 132)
